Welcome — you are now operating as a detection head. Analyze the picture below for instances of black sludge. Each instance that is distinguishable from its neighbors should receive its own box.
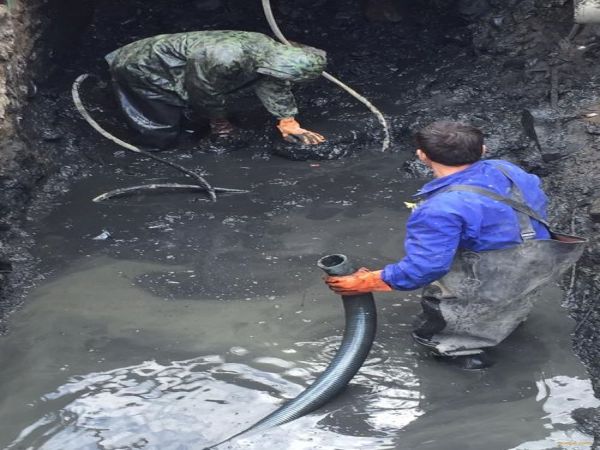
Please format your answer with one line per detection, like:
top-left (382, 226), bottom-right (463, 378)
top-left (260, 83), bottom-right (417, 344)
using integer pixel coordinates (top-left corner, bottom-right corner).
top-left (206, 254), bottom-right (377, 449)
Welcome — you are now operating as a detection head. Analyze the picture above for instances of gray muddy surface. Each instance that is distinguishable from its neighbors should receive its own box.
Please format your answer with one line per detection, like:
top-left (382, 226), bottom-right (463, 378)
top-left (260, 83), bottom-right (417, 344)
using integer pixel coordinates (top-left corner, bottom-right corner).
top-left (0, 152), bottom-right (598, 449)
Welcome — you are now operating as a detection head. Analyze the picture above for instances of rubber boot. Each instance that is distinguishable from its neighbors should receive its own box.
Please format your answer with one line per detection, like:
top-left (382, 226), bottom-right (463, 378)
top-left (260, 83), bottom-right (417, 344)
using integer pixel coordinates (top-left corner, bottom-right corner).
top-left (435, 351), bottom-right (493, 370)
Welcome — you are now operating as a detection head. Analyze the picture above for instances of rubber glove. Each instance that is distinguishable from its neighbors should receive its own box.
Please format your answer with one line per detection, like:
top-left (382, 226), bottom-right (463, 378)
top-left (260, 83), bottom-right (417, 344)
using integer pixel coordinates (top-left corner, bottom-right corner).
top-left (277, 117), bottom-right (325, 145)
top-left (325, 268), bottom-right (393, 296)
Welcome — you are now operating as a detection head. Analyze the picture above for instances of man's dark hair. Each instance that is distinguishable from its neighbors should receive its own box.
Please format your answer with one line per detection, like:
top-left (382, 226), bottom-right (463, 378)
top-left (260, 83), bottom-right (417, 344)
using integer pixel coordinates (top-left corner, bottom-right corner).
top-left (414, 121), bottom-right (484, 166)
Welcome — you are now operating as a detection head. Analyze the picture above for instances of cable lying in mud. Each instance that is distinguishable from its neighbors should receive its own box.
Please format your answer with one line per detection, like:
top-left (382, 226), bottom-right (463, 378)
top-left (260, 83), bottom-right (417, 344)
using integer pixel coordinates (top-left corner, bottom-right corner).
top-left (72, 74), bottom-right (219, 202)
top-left (205, 254), bottom-right (377, 449)
top-left (92, 183), bottom-right (249, 202)
top-left (261, 0), bottom-right (391, 152)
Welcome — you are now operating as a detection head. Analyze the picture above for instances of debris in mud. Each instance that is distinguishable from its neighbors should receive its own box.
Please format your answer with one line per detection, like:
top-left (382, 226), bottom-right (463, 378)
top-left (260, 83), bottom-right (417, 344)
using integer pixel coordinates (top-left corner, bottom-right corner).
top-left (92, 230), bottom-right (112, 240)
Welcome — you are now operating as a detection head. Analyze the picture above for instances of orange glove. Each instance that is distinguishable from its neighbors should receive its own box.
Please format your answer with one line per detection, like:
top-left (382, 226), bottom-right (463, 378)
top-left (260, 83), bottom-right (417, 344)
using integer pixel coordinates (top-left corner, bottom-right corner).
top-left (325, 268), bottom-right (393, 296)
top-left (277, 117), bottom-right (325, 145)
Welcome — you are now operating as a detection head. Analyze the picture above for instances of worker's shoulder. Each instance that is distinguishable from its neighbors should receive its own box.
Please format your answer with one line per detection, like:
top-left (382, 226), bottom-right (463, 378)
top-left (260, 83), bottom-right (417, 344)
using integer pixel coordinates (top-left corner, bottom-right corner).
top-left (482, 159), bottom-right (544, 192)
top-left (416, 191), bottom-right (472, 218)
top-left (480, 158), bottom-right (530, 177)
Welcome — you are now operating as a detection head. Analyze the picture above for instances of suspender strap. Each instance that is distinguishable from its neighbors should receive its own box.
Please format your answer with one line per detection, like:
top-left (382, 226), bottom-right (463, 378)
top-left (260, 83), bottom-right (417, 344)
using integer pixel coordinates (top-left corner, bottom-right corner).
top-left (442, 184), bottom-right (549, 240)
top-left (492, 163), bottom-right (550, 239)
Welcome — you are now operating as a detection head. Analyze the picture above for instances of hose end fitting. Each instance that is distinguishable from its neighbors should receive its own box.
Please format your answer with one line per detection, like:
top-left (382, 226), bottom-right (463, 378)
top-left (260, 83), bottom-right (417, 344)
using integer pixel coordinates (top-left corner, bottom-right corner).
top-left (317, 254), bottom-right (355, 276)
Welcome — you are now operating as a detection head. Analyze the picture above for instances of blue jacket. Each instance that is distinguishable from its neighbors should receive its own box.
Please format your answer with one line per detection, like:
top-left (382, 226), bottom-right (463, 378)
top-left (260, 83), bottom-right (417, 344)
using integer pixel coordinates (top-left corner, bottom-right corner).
top-left (381, 160), bottom-right (551, 290)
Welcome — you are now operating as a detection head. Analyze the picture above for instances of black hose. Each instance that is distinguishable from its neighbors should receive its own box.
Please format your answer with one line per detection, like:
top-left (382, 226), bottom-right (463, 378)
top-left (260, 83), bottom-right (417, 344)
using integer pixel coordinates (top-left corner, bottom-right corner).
top-left (206, 254), bottom-right (377, 448)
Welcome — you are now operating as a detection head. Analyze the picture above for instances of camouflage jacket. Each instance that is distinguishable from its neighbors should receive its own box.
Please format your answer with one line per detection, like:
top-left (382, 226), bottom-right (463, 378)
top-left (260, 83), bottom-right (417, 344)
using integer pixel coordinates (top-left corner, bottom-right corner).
top-left (106, 31), bottom-right (326, 119)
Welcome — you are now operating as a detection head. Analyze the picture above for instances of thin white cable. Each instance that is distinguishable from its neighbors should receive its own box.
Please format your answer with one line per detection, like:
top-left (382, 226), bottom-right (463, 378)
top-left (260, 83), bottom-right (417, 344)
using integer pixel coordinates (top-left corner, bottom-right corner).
top-left (261, 0), bottom-right (391, 151)
top-left (72, 74), bottom-right (217, 201)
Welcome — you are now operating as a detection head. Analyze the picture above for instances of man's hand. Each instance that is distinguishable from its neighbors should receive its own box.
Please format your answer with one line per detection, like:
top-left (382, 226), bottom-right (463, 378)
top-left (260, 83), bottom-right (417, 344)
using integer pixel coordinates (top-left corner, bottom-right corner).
top-left (325, 268), bottom-right (393, 296)
top-left (210, 118), bottom-right (235, 137)
top-left (277, 117), bottom-right (325, 145)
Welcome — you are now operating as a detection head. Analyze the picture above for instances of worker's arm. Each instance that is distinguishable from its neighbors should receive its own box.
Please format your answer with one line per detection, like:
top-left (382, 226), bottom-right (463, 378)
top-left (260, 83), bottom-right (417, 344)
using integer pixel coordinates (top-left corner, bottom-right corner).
top-left (381, 203), bottom-right (463, 290)
top-left (254, 79), bottom-right (325, 145)
top-left (326, 201), bottom-right (463, 295)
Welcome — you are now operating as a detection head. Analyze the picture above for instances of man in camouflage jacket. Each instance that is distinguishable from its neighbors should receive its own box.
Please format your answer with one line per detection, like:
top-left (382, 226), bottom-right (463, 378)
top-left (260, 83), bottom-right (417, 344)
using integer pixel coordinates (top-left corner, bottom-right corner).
top-left (106, 31), bottom-right (327, 148)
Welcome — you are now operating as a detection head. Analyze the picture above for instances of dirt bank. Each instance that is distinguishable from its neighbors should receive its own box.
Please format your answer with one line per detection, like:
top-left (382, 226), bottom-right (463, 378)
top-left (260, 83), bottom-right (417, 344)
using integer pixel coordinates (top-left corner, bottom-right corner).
top-left (0, 1), bottom-right (45, 326)
top-left (0, 0), bottom-right (598, 441)
top-left (0, 0), bottom-right (93, 327)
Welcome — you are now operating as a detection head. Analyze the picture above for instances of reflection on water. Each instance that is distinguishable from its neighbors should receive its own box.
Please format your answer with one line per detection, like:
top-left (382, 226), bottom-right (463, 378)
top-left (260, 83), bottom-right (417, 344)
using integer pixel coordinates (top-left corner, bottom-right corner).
top-left (7, 351), bottom-right (422, 450)
top-left (12, 350), bottom-right (595, 450)
top-left (510, 376), bottom-right (599, 450)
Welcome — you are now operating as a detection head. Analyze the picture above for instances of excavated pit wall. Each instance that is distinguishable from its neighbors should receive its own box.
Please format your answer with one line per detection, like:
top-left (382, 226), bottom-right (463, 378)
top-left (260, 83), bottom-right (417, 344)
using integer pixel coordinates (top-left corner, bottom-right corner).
top-left (0, 1), bottom-right (46, 322)
top-left (0, 1), bottom-right (43, 199)
top-left (0, 0), bottom-right (93, 324)
top-left (0, 0), bottom-right (598, 440)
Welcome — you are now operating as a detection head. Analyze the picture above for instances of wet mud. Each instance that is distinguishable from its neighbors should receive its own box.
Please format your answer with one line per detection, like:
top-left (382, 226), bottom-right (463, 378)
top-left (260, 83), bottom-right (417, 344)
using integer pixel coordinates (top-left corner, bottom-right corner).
top-left (0, 154), bottom-right (598, 449)
top-left (0, 0), bottom-right (599, 447)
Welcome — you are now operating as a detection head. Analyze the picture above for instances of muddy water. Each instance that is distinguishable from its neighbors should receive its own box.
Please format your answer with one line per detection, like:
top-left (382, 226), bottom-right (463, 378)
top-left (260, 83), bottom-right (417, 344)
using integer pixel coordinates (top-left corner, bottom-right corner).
top-left (0, 151), bottom-right (597, 450)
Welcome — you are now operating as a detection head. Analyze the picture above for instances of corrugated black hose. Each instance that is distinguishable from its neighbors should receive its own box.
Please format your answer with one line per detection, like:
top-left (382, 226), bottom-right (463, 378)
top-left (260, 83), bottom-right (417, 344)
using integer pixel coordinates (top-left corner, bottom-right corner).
top-left (205, 254), bottom-right (377, 449)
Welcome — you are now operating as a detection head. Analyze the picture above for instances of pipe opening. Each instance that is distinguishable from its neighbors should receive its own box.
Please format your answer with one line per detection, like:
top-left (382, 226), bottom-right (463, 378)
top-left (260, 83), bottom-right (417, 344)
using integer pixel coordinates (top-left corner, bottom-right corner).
top-left (318, 254), bottom-right (346, 269)
top-left (317, 254), bottom-right (354, 276)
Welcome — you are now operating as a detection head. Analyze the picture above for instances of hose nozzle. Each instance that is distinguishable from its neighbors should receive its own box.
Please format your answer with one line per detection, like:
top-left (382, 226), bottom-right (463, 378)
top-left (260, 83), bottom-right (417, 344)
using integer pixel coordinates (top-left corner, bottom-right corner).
top-left (317, 254), bottom-right (355, 276)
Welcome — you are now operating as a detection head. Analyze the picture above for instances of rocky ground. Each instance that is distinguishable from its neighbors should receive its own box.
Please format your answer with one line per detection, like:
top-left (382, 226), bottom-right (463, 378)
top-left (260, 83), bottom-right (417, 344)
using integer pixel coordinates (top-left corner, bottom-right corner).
top-left (0, 0), bottom-right (598, 442)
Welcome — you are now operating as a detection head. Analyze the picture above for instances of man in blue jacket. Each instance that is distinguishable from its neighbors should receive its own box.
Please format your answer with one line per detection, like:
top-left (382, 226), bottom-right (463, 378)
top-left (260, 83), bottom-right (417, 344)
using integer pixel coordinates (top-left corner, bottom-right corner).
top-left (326, 121), bottom-right (584, 369)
